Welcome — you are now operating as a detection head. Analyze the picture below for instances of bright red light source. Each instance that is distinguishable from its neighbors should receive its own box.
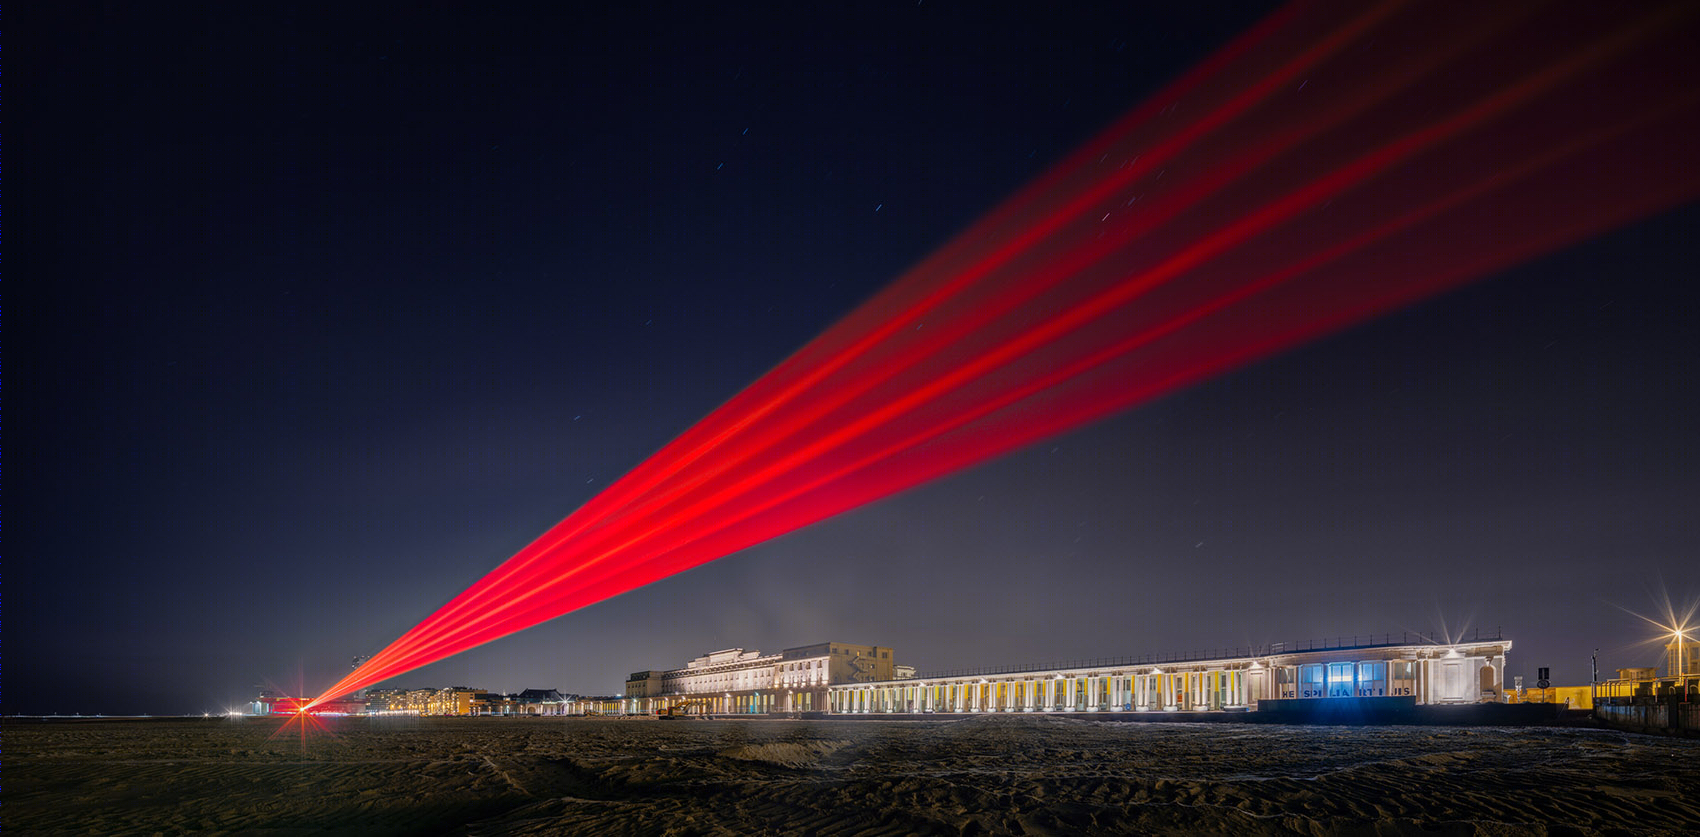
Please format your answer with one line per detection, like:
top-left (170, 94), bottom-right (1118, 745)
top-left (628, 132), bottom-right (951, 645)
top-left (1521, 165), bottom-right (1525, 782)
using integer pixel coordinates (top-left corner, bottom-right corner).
top-left (307, 0), bottom-right (1700, 709)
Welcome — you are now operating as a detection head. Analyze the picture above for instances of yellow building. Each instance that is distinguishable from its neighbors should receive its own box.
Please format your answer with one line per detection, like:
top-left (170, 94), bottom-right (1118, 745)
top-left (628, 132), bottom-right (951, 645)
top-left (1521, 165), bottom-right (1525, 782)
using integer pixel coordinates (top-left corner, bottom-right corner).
top-left (424, 688), bottom-right (480, 716)
top-left (1504, 685), bottom-right (1592, 709)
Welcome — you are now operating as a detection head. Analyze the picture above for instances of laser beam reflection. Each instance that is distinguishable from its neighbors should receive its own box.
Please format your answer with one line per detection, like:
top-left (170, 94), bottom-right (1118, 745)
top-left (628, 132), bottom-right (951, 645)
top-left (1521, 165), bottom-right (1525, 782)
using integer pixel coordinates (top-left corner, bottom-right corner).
top-left (307, 0), bottom-right (1699, 709)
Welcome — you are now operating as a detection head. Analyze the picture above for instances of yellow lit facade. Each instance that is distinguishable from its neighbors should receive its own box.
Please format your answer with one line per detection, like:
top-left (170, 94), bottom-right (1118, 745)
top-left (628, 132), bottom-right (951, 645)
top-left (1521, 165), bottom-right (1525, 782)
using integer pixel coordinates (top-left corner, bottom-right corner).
top-left (1504, 685), bottom-right (1592, 709)
top-left (1667, 637), bottom-right (1699, 679)
top-left (360, 687), bottom-right (482, 715)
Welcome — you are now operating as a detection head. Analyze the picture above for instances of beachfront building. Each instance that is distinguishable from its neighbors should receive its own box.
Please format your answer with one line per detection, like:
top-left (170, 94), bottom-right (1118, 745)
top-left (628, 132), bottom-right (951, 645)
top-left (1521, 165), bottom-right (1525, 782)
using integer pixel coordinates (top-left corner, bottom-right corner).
top-left (599, 641), bottom-right (896, 715)
top-left (358, 687), bottom-right (486, 715)
top-left (829, 633), bottom-right (1511, 714)
top-left (483, 688), bottom-right (571, 715)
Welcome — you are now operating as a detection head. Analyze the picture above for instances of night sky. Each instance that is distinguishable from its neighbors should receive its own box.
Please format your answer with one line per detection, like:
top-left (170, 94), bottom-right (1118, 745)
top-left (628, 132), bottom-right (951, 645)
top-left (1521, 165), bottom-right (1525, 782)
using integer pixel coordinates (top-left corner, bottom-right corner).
top-left (19, 1), bottom-right (1698, 716)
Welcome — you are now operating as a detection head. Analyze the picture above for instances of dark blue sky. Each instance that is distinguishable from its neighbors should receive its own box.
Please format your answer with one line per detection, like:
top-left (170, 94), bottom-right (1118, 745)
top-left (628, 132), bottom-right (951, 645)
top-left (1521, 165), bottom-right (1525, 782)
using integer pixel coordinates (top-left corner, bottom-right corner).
top-left (18, 1), bottom-right (1698, 715)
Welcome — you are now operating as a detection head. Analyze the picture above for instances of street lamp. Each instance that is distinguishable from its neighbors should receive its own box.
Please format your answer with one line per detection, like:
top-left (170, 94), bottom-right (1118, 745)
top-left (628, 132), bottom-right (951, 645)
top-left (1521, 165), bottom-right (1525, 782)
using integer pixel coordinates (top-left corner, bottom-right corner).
top-left (1676, 628), bottom-right (1686, 678)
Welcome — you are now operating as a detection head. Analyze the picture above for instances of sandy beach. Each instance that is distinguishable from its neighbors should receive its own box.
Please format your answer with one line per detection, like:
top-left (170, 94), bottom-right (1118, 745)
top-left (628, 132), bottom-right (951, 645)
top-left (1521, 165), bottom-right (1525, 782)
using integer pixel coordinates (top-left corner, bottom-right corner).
top-left (9, 715), bottom-right (1698, 835)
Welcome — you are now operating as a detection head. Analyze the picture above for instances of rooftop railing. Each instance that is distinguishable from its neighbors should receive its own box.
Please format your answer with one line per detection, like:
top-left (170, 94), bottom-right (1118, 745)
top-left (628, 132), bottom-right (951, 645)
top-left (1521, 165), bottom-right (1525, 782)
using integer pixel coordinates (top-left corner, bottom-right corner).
top-left (1595, 673), bottom-right (1698, 703)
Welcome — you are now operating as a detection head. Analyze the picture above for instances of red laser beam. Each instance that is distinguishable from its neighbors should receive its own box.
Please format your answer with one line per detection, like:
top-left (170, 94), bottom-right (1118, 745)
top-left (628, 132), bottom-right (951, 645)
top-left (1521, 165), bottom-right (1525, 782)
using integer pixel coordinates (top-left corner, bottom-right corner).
top-left (307, 0), bottom-right (1698, 708)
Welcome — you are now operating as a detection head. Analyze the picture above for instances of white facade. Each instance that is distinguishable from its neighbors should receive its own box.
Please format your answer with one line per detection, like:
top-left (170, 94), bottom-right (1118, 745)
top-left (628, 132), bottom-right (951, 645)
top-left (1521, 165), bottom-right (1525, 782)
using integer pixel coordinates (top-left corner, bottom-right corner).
top-left (830, 638), bottom-right (1510, 714)
top-left (774, 655), bottom-right (832, 691)
top-left (663, 648), bottom-right (782, 696)
top-left (618, 641), bottom-right (888, 715)
top-left (651, 647), bottom-right (834, 713)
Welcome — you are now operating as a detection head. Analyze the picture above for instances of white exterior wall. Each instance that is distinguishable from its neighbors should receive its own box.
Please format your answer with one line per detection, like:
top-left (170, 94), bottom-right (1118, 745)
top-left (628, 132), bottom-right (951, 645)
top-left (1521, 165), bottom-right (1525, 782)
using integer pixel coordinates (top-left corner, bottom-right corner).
top-left (661, 648), bottom-right (782, 697)
top-left (830, 641), bottom-right (1510, 713)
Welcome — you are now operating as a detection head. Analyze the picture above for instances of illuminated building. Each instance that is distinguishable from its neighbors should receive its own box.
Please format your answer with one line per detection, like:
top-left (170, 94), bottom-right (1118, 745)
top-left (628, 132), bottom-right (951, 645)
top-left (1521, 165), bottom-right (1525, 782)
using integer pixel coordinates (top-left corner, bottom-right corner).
top-left (830, 634), bottom-right (1510, 714)
top-left (421, 687), bottom-right (481, 715)
top-left (616, 642), bottom-right (895, 715)
top-left (1504, 685), bottom-right (1592, 710)
top-left (356, 687), bottom-right (474, 715)
top-left (474, 693), bottom-right (521, 715)
top-left (362, 688), bottom-right (408, 714)
top-left (250, 688), bottom-right (290, 716)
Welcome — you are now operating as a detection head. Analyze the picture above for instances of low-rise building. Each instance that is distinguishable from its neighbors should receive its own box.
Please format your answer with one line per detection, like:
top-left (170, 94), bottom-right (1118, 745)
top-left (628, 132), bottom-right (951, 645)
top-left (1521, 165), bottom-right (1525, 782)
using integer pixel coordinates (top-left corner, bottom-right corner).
top-left (424, 687), bottom-right (481, 715)
top-left (513, 688), bottom-right (570, 715)
top-left (831, 633), bottom-right (1511, 714)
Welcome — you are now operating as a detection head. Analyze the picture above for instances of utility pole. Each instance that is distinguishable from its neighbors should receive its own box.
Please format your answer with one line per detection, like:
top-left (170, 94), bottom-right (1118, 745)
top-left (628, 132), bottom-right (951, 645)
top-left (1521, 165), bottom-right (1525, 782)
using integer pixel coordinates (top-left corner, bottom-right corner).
top-left (1591, 648), bottom-right (1598, 710)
